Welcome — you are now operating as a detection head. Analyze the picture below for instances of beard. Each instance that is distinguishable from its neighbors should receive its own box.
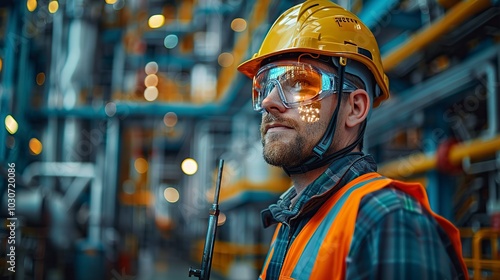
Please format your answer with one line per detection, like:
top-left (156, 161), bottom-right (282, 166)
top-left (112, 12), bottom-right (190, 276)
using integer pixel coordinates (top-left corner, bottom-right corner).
top-left (260, 113), bottom-right (326, 168)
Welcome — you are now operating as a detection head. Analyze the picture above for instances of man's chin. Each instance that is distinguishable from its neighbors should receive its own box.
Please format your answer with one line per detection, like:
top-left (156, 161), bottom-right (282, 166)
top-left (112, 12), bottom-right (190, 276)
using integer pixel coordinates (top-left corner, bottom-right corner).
top-left (263, 147), bottom-right (304, 168)
top-left (263, 156), bottom-right (303, 168)
top-left (263, 158), bottom-right (282, 167)
top-left (263, 155), bottom-right (286, 167)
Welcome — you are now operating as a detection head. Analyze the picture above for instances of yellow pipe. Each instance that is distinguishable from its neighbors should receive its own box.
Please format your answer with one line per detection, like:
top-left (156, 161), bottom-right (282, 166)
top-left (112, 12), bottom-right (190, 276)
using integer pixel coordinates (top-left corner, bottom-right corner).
top-left (379, 153), bottom-right (435, 178)
top-left (382, 0), bottom-right (492, 71)
top-left (449, 136), bottom-right (500, 165)
top-left (379, 135), bottom-right (500, 178)
top-left (216, 0), bottom-right (270, 98)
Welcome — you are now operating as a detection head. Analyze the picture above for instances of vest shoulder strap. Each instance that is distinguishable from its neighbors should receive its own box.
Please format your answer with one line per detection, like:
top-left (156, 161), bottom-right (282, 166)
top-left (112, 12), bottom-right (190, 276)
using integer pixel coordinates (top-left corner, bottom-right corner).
top-left (285, 172), bottom-right (390, 279)
top-left (261, 173), bottom-right (468, 280)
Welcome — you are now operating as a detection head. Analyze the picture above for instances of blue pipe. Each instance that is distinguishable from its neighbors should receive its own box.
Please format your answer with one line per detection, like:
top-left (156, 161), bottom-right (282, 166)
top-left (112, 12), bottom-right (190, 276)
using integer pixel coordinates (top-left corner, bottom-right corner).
top-left (380, 31), bottom-right (411, 55)
top-left (28, 0), bottom-right (266, 120)
top-left (366, 44), bottom-right (500, 144)
top-left (357, 0), bottom-right (401, 30)
top-left (28, 75), bottom-right (249, 119)
top-left (385, 11), bottom-right (422, 31)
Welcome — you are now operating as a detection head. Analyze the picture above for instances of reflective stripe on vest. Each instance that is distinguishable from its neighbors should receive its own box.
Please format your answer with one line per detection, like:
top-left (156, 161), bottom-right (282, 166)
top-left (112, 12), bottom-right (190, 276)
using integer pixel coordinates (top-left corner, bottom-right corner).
top-left (259, 172), bottom-right (468, 280)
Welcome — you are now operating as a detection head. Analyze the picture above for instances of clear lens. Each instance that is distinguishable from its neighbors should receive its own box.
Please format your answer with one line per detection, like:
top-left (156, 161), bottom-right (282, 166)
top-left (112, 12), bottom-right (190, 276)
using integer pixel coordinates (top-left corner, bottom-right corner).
top-left (252, 61), bottom-right (356, 112)
top-left (280, 66), bottom-right (321, 102)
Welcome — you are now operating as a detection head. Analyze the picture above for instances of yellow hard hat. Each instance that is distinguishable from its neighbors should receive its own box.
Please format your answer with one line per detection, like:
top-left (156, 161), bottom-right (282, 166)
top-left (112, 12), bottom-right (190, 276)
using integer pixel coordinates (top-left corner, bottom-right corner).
top-left (237, 0), bottom-right (389, 107)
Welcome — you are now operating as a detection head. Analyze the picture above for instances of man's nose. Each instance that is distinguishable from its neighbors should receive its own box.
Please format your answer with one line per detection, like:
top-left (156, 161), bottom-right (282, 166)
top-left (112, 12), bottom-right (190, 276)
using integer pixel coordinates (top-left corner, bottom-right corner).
top-left (261, 85), bottom-right (287, 113)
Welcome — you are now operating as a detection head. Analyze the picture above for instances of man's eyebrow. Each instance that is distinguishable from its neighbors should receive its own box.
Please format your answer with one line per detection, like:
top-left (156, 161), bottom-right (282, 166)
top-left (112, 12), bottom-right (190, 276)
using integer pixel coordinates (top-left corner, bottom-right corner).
top-left (281, 67), bottom-right (310, 76)
top-left (277, 69), bottom-right (295, 80)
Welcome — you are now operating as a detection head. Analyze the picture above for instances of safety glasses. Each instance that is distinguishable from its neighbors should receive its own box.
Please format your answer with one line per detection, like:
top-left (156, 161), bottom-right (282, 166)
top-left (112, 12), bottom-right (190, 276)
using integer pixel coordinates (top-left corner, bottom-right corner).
top-left (252, 61), bottom-right (358, 112)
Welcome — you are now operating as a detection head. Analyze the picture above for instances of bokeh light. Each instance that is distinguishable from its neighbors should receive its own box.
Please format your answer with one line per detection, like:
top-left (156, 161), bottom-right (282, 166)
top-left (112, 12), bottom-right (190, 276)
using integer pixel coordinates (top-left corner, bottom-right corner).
top-left (148, 14), bottom-right (165, 29)
top-left (163, 187), bottom-right (180, 203)
top-left (27, 0), bottom-right (37, 12)
top-left (134, 158), bottom-right (148, 174)
top-left (144, 74), bottom-right (158, 87)
top-left (145, 61), bottom-right (158, 75)
top-left (48, 1), bottom-right (58, 13)
top-left (29, 138), bottom-right (43, 155)
top-left (5, 115), bottom-right (18, 134)
top-left (105, 102), bottom-right (116, 117)
top-left (218, 52), bottom-right (234, 67)
top-left (231, 18), bottom-right (247, 32)
top-left (36, 72), bottom-right (45, 85)
top-left (163, 112), bottom-right (178, 127)
top-left (164, 34), bottom-right (179, 49)
top-left (218, 212), bottom-right (227, 226)
top-left (181, 158), bottom-right (198, 175)
top-left (144, 87), bottom-right (159, 101)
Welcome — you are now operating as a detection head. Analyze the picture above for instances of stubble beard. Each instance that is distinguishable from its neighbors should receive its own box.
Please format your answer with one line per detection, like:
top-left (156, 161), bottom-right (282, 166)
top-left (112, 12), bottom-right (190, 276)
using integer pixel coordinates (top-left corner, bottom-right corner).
top-left (260, 114), bottom-right (324, 168)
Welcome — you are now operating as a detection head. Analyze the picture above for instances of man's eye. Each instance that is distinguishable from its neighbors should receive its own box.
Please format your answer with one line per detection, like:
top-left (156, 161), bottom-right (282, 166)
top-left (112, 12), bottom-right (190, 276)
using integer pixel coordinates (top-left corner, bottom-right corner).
top-left (290, 79), bottom-right (316, 92)
top-left (291, 80), bottom-right (306, 90)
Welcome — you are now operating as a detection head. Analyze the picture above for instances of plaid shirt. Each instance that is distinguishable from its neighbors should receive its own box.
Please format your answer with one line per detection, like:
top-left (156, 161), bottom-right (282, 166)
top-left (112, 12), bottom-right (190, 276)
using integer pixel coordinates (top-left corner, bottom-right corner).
top-left (261, 153), bottom-right (465, 280)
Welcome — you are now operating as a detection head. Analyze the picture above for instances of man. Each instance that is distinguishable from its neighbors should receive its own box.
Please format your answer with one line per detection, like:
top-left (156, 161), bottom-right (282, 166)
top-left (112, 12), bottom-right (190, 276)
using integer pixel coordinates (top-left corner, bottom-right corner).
top-left (237, 0), bottom-right (468, 279)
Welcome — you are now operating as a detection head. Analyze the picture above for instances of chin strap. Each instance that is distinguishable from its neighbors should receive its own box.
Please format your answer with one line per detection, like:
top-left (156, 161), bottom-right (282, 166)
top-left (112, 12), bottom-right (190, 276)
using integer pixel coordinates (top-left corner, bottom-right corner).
top-left (284, 57), bottom-right (365, 175)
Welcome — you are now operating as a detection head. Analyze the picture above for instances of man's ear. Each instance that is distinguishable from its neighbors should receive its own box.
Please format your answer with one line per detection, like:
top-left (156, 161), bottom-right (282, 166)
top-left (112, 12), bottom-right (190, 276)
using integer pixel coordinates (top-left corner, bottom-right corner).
top-left (345, 89), bottom-right (370, 128)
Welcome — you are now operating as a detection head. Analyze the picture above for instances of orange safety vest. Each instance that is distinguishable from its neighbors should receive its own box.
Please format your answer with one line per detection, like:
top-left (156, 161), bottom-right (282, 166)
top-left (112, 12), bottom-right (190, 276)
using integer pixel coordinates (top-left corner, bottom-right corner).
top-left (259, 172), bottom-right (468, 280)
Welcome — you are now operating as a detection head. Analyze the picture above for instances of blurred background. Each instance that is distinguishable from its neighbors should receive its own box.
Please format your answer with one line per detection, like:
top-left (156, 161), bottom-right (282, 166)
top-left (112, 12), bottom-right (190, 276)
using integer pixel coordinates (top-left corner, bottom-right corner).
top-left (0, 0), bottom-right (499, 279)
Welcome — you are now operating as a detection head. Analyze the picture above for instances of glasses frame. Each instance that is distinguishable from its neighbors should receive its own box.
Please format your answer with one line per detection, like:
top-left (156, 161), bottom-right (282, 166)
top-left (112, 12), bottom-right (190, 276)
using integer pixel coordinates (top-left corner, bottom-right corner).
top-left (252, 61), bottom-right (358, 112)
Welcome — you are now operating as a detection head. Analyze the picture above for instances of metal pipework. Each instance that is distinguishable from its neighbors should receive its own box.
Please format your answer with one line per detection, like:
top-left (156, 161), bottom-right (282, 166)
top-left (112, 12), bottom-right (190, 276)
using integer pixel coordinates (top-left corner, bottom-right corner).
top-left (189, 159), bottom-right (224, 280)
top-left (383, 0), bottom-right (492, 71)
top-left (378, 135), bottom-right (500, 178)
top-left (367, 45), bottom-right (499, 147)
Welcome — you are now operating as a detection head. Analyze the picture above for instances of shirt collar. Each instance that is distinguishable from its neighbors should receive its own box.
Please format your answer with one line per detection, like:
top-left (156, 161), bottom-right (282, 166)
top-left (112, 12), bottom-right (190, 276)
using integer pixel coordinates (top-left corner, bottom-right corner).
top-left (261, 153), bottom-right (377, 228)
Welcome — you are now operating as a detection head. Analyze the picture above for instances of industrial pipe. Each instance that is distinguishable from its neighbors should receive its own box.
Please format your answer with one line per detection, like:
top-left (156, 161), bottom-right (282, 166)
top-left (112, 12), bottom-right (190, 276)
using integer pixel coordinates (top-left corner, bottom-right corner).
top-left (481, 63), bottom-right (498, 138)
top-left (378, 135), bottom-right (500, 178)
top-left (449, 136), bottom-right (500, 165)
top-left (217, 0), bottom-right (271, 97)
top-left (367, 46), bottom-right (499, 147)
top-left (32, 0), bottom-right (271, 119)
top-left (382, 0), bottom-right (492, 71)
